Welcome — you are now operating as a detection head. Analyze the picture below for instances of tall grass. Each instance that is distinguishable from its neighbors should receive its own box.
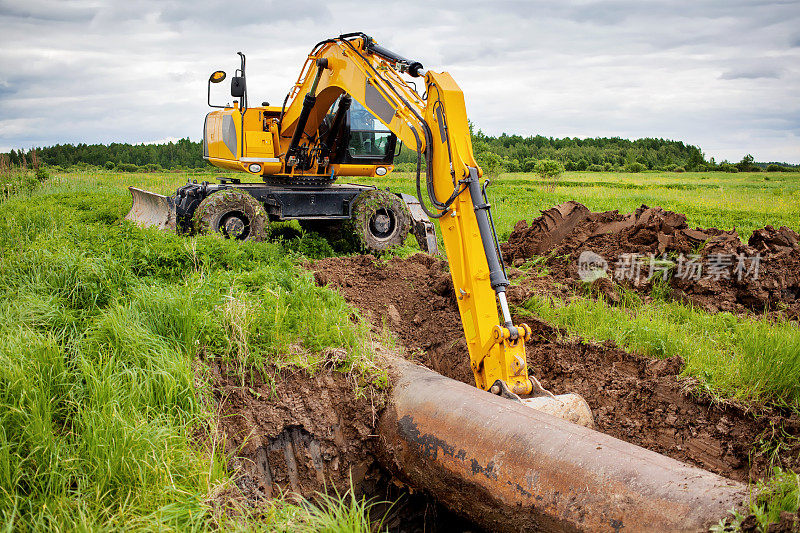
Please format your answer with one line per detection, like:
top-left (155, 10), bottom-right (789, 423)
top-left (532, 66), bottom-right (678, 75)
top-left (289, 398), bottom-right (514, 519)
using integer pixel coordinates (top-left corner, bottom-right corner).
top-left (0, 171), bottom-right (383, 530)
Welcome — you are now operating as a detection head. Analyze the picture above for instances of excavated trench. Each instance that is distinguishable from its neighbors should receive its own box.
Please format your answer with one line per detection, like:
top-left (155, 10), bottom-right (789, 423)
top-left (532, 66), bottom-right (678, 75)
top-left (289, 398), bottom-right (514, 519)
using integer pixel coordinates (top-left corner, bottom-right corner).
top-left (207, 353), bottom-right (480, 532)
top-left (311, 253), bottom-right (800, 485)
top-left (211, 203), bottom-right (800, 531)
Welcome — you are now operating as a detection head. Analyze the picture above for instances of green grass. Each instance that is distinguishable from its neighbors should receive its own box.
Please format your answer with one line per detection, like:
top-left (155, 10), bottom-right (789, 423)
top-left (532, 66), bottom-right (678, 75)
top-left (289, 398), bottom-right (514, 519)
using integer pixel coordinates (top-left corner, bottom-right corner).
top-left (0, 168), bottom-right (384, 530)
top-left (213, 480), bottom-right (391, 532)
top-left (713, 468), bottom-right (800, 532)
top-left (3, 166), bottom-right (799, 530)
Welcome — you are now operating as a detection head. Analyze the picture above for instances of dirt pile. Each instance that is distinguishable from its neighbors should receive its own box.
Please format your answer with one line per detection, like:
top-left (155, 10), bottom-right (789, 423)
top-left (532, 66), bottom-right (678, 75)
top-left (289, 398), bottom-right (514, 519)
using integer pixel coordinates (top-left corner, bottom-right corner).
top-left (501, 201), bottom-right (800, 317)
top-left (313, 254), bottom-right (800, 483)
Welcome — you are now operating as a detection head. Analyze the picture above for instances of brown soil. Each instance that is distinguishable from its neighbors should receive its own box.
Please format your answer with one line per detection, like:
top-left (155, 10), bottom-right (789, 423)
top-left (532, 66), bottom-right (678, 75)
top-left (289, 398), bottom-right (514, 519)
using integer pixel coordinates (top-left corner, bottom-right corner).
top-left (501, 201), bottom-right (800, 319)
top-left (312, 253), bottom-right (800, 484)
top-left (207, 355), bottom-right (481, 532)
top-left (207, 357), bottom-right (385, 500)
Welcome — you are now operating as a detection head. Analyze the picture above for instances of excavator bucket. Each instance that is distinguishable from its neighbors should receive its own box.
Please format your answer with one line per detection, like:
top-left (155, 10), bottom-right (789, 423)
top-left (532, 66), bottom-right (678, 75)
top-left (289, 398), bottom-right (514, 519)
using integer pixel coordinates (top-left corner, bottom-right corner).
top-left (125, 187), bottom-right (177, 231)
top-left (521, 392), bottom-right (594, 428)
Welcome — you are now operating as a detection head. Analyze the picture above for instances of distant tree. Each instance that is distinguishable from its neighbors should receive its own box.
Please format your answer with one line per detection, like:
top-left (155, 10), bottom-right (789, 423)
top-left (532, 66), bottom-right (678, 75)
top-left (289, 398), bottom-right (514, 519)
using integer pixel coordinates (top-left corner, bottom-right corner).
top-left (687, 148), bottom-right (704, 170)
top-left (625, 162), bottom-right (646, 173)
top-left (523, 158), bottom-right (538, 172)
top-left (117, 163), bottom-right (138, 172)
top-left (505, 158), bottom-right (521, 173)
top-left (736, 154), bottom-right (756, 172)
top-left (534, 159), bottom-right (564, 190)
top-left (477, 152), bottom-right (505, 177)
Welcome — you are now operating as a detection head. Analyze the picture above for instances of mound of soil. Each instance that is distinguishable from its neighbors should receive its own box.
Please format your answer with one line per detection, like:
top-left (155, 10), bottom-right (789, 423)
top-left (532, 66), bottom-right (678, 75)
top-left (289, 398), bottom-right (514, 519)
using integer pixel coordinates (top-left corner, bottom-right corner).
top-left (313, 254), bottom-right (800, 483)
top-left (501, 201), bottom-right (800, 318)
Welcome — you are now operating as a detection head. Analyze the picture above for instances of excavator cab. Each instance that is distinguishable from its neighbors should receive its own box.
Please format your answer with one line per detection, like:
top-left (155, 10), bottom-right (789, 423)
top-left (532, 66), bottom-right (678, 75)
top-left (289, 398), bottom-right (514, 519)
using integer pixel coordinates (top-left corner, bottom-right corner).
top-left (200, 52), bottom-right (399, 180)
top-left (324, 97), bottom-right (397, 167)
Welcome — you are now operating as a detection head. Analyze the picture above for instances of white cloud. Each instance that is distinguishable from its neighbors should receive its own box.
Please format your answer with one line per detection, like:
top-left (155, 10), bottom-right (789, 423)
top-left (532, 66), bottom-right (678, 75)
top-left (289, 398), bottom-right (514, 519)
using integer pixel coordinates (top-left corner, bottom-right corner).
top-left (0, 0), bottom-right (798, 162)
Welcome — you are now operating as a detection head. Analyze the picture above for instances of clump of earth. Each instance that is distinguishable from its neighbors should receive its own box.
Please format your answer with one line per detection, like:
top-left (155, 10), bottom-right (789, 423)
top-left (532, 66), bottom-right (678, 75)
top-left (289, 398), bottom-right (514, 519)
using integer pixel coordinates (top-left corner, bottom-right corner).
top-left (501, 201), bottom-right (800, 319)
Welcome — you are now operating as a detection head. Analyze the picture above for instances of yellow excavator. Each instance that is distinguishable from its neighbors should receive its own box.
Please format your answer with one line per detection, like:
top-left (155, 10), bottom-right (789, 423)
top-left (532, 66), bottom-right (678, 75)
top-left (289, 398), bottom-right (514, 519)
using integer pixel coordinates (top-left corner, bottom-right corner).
top-left (127, 34), bottom-right (749, 530)
top-left (127, 32), bottom-right (586, 411)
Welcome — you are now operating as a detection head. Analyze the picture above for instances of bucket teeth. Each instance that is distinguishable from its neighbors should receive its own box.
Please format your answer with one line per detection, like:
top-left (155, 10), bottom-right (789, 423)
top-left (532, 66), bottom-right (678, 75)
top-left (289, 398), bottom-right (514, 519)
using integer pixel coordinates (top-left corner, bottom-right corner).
top-left (125, 187), bottom-right (177, 230)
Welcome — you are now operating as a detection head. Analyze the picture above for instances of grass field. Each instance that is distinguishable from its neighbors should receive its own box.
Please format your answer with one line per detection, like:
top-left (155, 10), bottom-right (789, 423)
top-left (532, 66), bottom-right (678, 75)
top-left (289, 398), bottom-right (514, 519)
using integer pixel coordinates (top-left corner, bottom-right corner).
top-left (0, 168), bottom-right (383, 531)
top-left (1, 167), bottom-right (798, 530)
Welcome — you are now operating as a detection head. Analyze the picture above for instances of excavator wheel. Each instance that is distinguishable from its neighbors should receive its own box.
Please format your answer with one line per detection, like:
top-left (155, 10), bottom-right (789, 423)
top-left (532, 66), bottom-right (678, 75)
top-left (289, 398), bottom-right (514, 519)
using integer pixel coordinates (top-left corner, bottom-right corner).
top-left (193, 189), bottom-right (268, 241)
top-left (351, 189), bottom-right (411, 252)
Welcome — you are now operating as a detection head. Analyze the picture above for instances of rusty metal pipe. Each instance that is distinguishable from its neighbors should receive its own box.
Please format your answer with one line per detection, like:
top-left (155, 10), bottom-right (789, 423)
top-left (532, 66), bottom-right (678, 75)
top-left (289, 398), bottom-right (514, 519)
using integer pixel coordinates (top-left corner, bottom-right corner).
top-left (377, 357), bottom-right (748, 533)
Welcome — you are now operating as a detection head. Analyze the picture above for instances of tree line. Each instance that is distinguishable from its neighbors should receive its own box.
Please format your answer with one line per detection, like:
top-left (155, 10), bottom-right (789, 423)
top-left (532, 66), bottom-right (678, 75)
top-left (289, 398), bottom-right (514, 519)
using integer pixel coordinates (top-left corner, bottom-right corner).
top-left (3, 138), bottom-right (206, 171)
top-left (3, 131), bottom-right (797, 173)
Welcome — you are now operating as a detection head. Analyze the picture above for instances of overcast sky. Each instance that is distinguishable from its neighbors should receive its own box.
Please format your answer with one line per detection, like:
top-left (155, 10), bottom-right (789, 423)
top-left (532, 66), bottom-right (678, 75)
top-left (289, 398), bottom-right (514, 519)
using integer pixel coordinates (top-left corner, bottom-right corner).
top-left (1, 0), bottom-right (798, 163)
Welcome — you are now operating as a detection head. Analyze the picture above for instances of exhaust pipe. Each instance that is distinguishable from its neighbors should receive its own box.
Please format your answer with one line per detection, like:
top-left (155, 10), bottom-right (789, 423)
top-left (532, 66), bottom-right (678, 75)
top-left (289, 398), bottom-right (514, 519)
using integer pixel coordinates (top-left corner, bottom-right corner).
top-left (377, 357), bottom-right (747, 533)
top-left (125, 187), bottom-right (177, 230)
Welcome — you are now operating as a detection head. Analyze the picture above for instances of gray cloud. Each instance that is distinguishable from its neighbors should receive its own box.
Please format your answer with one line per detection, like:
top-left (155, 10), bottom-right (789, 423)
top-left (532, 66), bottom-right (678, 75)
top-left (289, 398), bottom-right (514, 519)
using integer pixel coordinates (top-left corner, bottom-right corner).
top-left (720, 68), bottom-right (783, 79)
top-left (0, 0), bottom-right (799, 163)
top-left (0, 0), bottom-right (96, 22)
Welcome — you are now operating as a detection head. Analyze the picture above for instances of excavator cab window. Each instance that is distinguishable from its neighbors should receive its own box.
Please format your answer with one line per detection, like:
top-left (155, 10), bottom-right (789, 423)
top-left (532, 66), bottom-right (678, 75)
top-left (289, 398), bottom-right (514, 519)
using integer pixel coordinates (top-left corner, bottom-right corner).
top-left (348, 102), bottom-right (392, 159)
top-left (323, 97), bottom-right (397, 165)
top-left (342, 100), bottom-right (396, 163)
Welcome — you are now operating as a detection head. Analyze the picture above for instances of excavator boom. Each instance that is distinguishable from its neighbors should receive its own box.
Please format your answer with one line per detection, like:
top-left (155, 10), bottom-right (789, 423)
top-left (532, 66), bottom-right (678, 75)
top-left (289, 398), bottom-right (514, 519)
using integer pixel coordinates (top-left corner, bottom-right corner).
top-left (279, 33), bottom-right (544, 398)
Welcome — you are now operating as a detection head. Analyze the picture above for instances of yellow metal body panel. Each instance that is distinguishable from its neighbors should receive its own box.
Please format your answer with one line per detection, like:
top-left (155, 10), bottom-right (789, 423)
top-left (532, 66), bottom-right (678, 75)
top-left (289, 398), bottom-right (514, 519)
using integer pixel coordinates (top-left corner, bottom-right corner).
top-left (421, 71), bottom-right (531, 394)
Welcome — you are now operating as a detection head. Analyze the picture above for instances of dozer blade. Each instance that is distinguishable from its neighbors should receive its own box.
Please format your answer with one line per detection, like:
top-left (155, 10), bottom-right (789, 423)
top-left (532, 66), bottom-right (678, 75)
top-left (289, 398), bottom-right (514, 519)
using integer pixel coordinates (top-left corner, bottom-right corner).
top-left (125, 187), bottom-right (177, 231)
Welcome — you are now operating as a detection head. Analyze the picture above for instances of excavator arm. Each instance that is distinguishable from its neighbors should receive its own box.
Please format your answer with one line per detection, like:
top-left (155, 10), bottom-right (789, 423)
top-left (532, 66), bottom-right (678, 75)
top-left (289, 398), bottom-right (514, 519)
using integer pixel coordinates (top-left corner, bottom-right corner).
top-left (285, 33), bottom-right (536, 396)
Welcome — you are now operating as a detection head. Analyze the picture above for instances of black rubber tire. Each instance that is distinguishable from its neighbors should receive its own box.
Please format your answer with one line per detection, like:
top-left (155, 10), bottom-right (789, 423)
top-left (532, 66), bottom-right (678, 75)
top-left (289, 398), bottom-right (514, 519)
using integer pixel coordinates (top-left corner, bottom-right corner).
top-left (192, 189), bottom-right (268, 241)
top-left (350, 189), bottom-right (411, 252)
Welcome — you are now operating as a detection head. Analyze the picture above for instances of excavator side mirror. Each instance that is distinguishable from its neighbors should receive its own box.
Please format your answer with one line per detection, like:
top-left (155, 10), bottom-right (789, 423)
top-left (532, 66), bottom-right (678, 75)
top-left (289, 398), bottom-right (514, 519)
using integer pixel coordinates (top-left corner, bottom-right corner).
top-left (230, 76), bottom-right (246, 98)
top-left (209, 70), bottom-right (226, 83)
